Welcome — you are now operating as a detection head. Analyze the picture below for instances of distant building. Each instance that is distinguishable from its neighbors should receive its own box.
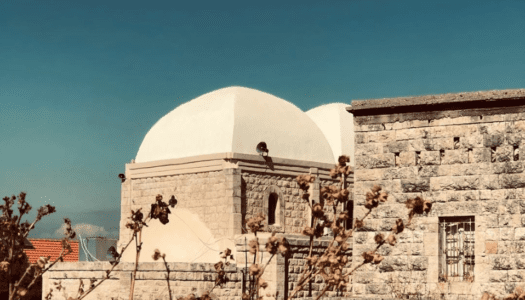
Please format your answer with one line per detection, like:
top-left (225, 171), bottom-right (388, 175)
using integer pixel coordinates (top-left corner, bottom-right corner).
top-left (78, 236), bottom-right (118, 261)
top-left (25, 239), bottom-right (79, 263)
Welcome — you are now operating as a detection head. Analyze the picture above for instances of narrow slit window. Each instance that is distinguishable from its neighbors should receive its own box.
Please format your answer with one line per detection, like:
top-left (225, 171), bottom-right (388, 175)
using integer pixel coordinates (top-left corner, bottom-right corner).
top-left (268, 193), bottom-right (278, 225)
top-left (345, 200), bottom-right (354, 230)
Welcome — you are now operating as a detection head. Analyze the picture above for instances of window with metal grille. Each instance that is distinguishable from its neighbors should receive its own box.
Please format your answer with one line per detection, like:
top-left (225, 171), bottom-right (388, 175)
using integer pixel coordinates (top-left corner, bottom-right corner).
top-left (439, 216), bottom-right (475, 282)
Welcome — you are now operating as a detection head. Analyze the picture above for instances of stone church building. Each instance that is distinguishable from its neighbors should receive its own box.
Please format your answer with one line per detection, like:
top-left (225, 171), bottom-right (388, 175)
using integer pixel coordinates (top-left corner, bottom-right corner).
top-left (43, 87), bottom-right (525, 300)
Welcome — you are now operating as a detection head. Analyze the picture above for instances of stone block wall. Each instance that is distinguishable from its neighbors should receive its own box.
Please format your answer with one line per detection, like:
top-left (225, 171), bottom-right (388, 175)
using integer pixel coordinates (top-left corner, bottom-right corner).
top-left (120, 170), bottom-right (239, 246)
top-left (43, 261), bottom-right (241, 300)
top-left (241, 172), bottom-right (346, 235)
top-left (234, 234), bottom-right (353, 300)
top-left (285, 237), bottom-right (353, 300)
top-left (241, 173), bottom-right (307, 234)
top-left (349, 89), bottom-right (525, 299)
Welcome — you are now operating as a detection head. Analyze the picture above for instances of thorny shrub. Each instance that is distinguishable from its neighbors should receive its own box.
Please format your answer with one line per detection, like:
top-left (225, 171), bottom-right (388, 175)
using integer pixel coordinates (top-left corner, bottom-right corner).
top-left (241, 213), bottom-right (290, 300)
top-left (47, 194), bottom-right (178, 300)
top-left (49, 193), bottom-right (231, 300)
top-left (288, 155), bottom-right (432, 300)
top-left (0, 192), bottom-right (76, 300)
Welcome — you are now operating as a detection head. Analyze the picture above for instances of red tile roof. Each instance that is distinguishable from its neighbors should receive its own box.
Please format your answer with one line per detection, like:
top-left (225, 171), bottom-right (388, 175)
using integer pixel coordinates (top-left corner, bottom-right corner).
top-left (25, 239), bottom-right (79, 263)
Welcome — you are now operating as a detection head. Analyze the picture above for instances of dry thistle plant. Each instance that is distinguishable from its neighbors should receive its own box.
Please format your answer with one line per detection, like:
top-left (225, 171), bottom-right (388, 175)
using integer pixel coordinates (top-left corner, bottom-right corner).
top-left (405, 196), bottom-right (432, 226)
top-left (152, 248), bottom-right (173, 300)
top-left (289, 155), bottom-right (360, 299)
top-left (0, 192), bottom-right (78, 300)
top-left (47, 193), bottom-right (177, 300)
top-left (289, 155), bottom-right (432, 300)
top-left (241, 213), bottom-right (289, 300)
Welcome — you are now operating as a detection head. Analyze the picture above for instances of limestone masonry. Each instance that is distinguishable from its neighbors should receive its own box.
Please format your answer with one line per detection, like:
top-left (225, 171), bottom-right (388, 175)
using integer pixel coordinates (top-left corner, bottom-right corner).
top-left (43, 87), bottom-right (525, 300)
top-left (348, 88), bottom-right (525, 299)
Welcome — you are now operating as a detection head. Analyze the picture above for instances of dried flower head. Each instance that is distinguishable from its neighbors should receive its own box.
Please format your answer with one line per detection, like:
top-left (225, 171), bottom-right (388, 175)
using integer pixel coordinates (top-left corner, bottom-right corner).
top-left (340, 241), bottom-right (350, 251)
top-left (306, 255), bottom-right (319, 266)
top-left (277, 237), bottom-right (289, 256)
top-left (220, 248), bottom-right (232, 259)
top-left (36, 256), bottom-right (49, 269)
top-left (312, 203), bottom-right (324, 217)
top-left (378, 192), bottom-right (388, 202)
top-left (259, 278), bottom-right (268, 289)
top-left (296, 175), bottom-right (315, 190)
top-left (362, 251), bottom-right (374, 263)
top-left (249, 264), bottom-right (261, 276)
top-left (371, 185), bottom-right (382, 193)
top-left (248, 239), bottom-right (259, 255)
top-left (392, 219), bottom-right (404, 234)
top-left (37, 204), bottom-right (56, 221)
top-left (108, 246), bottom-right (120, 260)
top-left (63, 218), bottom-right (76, 239)
top-left (150, 194), bottom-right (172, 225)
top-left (406, 196), bottom-right (432, 214)
top-left (386, 234), bottom-right (397, 246)
top-left (301, 226), bottom-right (314, 237)
top-left (355, 219), bottom-right (364, 229)
top-left (338, 155), bottom-right (350, 166)
top-left (214, 261), bottom-right (224, 273)
top-left (372, 254), bottom-right (384, 264)
top-left (152, 249), bottom-right (162, 261)
top-left (17, 288), bottom-right (28, 296)
top-left (374, 233), bottom-right (384, 244)
top-left (0, 261), bottom-right (9, 272)
top-left (246, 213), bottom-right (265, 233)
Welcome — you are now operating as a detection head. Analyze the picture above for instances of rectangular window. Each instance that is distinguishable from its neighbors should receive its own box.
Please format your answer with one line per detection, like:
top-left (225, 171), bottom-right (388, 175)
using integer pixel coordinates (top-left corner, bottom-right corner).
top-left (439, 216), bottom-right (475, 282)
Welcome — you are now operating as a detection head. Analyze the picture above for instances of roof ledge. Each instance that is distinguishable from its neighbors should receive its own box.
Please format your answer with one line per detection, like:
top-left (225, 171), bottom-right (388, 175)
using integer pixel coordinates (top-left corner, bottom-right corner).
top-left (347, 89), bottom-right (525, 116)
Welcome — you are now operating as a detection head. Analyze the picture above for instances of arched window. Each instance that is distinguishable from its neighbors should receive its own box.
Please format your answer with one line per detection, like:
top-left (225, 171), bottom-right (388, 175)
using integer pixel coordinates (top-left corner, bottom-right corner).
top-left (263, 185), bottom-right (284, 231)
top-left (268, 193), bottom-right (278, 225)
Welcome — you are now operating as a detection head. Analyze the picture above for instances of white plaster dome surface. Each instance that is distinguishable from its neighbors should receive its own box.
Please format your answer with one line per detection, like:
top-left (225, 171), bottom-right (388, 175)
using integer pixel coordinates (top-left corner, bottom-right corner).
top-left (136, 86), bottom-right (335, 164)
top-left (306, 103), bottom-right (355, 165)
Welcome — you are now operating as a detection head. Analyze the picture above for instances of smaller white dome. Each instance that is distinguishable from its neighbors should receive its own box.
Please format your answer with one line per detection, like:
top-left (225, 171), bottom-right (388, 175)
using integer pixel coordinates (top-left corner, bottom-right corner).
top-left (306, 103), bottom-right (354, 165)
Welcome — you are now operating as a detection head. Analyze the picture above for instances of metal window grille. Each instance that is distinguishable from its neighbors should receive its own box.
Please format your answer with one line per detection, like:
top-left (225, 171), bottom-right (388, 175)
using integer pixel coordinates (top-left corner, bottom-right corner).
top-left (438, 216), bottom-right (475, 282)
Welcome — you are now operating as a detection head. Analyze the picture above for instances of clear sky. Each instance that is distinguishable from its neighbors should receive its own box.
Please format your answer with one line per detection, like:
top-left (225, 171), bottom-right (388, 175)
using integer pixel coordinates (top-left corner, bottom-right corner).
top-left (1, 0), bottom-right (524, 238)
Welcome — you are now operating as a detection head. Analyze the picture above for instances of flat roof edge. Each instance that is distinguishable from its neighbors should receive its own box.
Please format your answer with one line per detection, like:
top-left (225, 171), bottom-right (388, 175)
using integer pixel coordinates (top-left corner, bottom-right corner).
top-left (347, 89), bottom-right (525, 114)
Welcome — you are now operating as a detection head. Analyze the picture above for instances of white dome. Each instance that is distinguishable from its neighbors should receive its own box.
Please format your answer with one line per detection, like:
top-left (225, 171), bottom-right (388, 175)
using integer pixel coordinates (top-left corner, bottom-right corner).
top-left (136, 87), bottom-right (335, 164)
top-left (306, 103), bottom-right (354, 165)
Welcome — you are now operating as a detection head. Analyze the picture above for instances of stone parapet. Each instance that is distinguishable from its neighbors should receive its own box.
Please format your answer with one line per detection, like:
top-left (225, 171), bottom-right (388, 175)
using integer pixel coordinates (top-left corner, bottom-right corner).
top-left (42, 261), bottom-right (241, 300)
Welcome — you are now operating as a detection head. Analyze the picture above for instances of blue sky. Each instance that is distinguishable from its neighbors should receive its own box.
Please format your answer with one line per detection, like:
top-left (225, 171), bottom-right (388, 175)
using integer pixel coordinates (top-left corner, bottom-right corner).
top-left (1, 0), bottom-right (524, 238)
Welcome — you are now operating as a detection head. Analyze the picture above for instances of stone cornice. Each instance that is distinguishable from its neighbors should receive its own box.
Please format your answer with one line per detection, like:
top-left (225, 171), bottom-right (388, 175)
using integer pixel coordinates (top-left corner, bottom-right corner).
top-left (347, 89), bottom-right (525, 116)
top-left (125, 152), bottom-right (349, 180)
